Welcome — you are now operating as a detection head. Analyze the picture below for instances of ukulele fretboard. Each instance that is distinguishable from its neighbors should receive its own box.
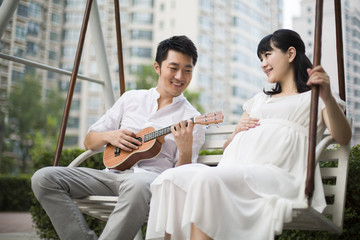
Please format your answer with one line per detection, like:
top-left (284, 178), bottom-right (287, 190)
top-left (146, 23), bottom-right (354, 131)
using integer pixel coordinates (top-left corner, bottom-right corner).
top-left (143, 117), bottom-right (194, 142)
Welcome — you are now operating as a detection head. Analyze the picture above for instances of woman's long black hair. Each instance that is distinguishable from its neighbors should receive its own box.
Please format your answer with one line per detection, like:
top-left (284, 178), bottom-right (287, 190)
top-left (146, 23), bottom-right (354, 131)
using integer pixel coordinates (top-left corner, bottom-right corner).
top-left (257, 29), bottom-right (312, 95)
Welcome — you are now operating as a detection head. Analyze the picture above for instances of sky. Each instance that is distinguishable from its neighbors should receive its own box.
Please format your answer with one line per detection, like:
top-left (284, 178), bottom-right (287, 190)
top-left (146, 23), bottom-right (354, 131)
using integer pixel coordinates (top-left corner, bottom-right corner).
top-left (283, 0), bottom-right (302, 29)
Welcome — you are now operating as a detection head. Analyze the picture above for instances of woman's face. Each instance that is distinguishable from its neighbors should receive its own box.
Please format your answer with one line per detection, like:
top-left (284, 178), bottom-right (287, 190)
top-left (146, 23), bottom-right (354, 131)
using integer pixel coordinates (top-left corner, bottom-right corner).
top-left (259, 42), bottom-right (293, 84)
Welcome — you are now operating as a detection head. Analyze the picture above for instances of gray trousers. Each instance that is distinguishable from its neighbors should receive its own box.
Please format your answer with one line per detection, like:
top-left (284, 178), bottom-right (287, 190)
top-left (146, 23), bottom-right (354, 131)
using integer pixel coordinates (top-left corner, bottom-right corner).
top-left (31, 166), bottom-right (157, 240)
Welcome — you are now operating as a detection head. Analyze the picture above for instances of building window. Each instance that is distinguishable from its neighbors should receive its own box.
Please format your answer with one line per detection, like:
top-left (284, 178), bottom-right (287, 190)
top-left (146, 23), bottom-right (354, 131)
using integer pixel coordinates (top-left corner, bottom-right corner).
top-left (132, 0), bottom-right (153, 7)
top-left (68, 117), bottom-right (79, 128)
top-left (130, 30), bottom-right (152, 40)
top-left (65, 0), bottom-right (85, 8)
top-left (11, 71), bottom-right (24, 84)
top-left (131, 12), bottom-right (153, 24)
top-left (25, 66), bottom-right (36, 75)
top-left (26, 42), bottom-right (38, 56)
top-left (17, 5), bottom-right (28, 18)
top-left (15, 26), bottom-right (27, 41)
top-left (27, 21), bottom-right (40, 36)
top-left (48, 51), bottom-right (57, 60)
top-left (61, 46), bottom-right (77, 58)
top-left (130, 47), bottom-right (151, 58)
top-left (65, 12), bottom-right (83, 23)
top-left (29, 2), bottom-right (42, 19)
top-left (51, 13), bottom-right (61, 24)
top-left (63, 29), bottom-right (80, 41)
top-left (14, 47), bottom-right (24, 57)
top-left (200, 0), bottom-right (213, 12)
top-left (50, 32), bottom-right (59, 41)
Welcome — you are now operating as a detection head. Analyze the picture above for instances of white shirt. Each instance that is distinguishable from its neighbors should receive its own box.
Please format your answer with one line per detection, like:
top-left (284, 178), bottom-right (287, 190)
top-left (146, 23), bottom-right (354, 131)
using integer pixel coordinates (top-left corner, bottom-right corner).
top-left (88, 88), bottom-right (206, 174)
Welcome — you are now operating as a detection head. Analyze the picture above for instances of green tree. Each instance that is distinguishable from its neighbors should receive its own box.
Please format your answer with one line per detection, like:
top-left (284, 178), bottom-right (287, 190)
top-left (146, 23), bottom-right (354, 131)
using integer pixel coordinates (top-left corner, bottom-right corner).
top-left (29, 88), bottom-right (64, 161)
top-left (6, 74), bottom-right (64, 173)
top-left (133, 64), bottom-right (158, 90)
top-left (184, 90), bottom-right (204, 113)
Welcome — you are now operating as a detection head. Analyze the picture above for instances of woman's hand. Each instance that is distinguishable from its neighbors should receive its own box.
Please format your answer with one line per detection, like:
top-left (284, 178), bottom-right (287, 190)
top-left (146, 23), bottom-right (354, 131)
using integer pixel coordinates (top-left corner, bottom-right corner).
top-left (306, 65), bottom-right (332, 104)
top-left (307, 65), bottom-right (352, 145)
top-left (223, 112), bottom-right (259, 151)
top-left (234, 116), bottom-right (260, 134)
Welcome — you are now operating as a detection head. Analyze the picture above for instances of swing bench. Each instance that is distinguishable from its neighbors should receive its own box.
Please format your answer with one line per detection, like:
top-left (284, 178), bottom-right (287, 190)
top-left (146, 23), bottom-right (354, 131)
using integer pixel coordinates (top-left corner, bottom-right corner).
top-left (69, 121), bottom-right (351, 236)
top-left (49, 0), bottom-right (351, 238)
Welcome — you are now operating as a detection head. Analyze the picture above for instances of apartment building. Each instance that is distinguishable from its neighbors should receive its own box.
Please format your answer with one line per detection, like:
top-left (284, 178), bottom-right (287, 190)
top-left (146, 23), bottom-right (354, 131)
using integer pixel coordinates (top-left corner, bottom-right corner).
top-left (0, 0), bottom-right (282, 148)
top-left (0, 0), bottom-right (64, 116)
top-left (153, 0), bottom-right (282, 124)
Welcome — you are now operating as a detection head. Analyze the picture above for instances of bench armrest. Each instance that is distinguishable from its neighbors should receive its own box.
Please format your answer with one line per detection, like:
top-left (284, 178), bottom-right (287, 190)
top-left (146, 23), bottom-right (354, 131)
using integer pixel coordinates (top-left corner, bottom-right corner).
top-left (68, 148), bottom-right (104, 167)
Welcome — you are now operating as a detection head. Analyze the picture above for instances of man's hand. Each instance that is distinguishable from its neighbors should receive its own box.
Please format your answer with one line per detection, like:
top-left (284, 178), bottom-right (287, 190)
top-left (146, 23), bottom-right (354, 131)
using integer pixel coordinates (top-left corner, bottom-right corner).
top-left (107, 129), bottom-right (142, 152)
top-left (171, 120), bottom-right (194, 166)
top-left (84, 129), bottom-right (142, 151)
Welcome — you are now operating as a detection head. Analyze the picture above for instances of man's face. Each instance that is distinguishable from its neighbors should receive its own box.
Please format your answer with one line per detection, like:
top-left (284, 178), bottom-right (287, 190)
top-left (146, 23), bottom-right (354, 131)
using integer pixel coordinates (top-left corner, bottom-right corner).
top-left (155, 50), bottom-right (194, 98)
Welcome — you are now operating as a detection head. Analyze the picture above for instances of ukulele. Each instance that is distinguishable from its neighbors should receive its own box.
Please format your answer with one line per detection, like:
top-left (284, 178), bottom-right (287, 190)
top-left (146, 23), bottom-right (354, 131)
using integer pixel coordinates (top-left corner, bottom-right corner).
top-left (103, 111), bottom-right (224, 171)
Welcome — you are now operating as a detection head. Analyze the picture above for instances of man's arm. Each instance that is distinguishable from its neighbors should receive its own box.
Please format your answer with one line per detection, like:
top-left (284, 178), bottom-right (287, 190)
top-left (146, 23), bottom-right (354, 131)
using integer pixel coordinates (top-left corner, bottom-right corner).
top-left (84, 129), bottom-right (142, 151)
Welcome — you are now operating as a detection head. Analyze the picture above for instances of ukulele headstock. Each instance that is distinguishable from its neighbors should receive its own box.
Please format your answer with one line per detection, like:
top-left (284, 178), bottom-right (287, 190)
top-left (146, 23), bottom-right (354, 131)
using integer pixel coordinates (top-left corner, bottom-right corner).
top-left (194, 111), bottom-right (224, 127)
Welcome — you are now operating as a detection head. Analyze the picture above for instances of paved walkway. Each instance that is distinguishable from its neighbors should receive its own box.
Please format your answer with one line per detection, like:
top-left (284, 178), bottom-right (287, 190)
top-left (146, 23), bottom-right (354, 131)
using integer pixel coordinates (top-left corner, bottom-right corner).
top-left (0, 212), bottom-right (41, 240)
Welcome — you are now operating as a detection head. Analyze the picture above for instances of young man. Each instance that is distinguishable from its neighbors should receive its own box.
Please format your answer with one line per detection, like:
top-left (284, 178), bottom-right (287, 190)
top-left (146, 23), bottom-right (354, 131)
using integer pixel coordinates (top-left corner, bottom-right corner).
top-left (32, 35), bottom-right (205, 240)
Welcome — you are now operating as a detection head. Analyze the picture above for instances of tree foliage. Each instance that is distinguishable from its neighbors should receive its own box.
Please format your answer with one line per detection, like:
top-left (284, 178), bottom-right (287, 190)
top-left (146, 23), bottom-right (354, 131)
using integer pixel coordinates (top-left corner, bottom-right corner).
top-left (3, 74), bottom-right (64, 174)
top-left (133, 64), bottom-right (158, 90)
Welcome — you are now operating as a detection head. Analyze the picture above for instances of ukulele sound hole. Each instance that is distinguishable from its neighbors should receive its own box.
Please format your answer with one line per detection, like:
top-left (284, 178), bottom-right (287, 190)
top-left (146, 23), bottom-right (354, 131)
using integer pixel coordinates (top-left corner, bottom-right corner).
top-left (113, 137), bottom-right (143, 157)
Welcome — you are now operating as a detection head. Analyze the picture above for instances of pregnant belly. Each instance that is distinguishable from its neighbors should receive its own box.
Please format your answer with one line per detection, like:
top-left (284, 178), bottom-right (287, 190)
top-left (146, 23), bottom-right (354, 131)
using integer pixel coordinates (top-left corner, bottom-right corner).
top-left (220, 119), bottom-right (308, 167)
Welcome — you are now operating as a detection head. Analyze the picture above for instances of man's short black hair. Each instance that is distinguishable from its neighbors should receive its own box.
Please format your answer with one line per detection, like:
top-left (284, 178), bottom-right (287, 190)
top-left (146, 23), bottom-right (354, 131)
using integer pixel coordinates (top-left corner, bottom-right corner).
top-left (155, 35), bottom-right (198, 67)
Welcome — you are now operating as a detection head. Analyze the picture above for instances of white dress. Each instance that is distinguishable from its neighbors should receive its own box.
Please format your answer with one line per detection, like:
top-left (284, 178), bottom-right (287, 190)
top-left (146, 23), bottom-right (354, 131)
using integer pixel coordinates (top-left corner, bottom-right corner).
top-left (146, 91), bottom-right (336, 240)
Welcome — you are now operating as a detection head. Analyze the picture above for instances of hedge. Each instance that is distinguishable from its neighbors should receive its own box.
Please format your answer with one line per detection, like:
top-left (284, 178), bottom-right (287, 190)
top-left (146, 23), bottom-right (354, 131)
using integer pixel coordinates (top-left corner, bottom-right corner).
top-left (0, 144), bottom-right (357, 239)
top-left (30, 149), bottom-right (106, 239)
top-left (0, 174), bottom-right (32, 211)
